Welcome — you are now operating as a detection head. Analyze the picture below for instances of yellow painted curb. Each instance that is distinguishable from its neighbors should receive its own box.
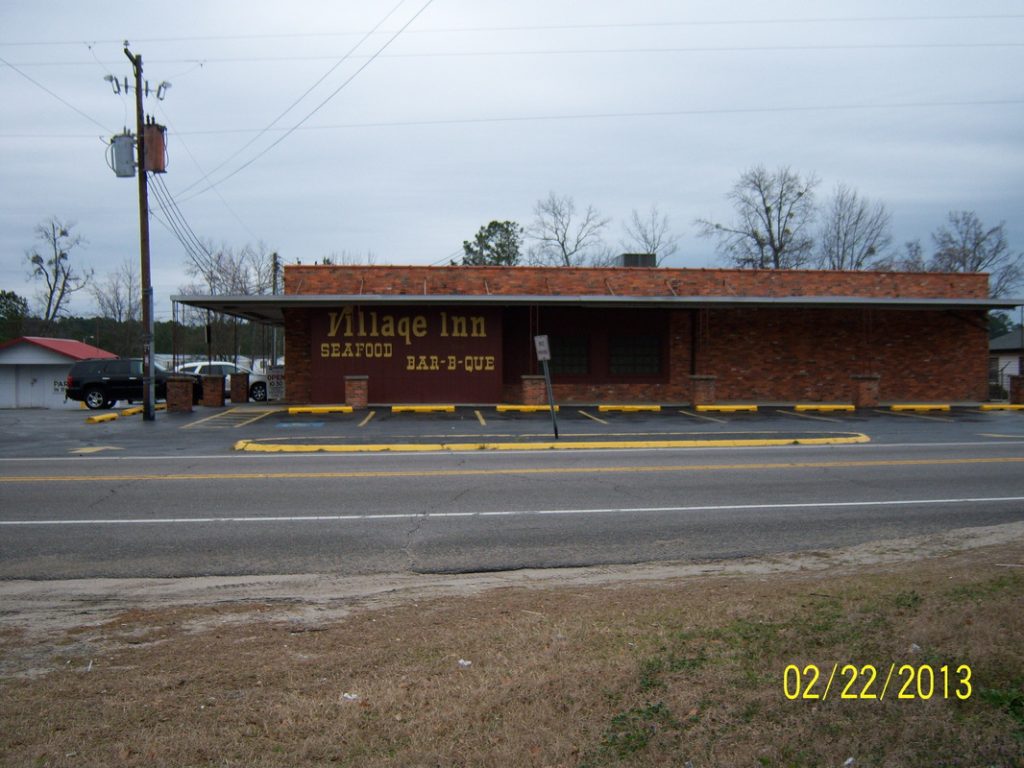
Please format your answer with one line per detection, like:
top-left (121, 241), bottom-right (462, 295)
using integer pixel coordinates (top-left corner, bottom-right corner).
top-left (696, 405), bottom-right (758, 413)
top-left (980, 404), bottom-right (1024, 411)
top-left (288, 406), bottom-right (354, 415)
top-left (598, 405), bottom-right (662, 413)
top-left (120, 406), bottom-right (144, 416)
top-left (86, 413), bottom-right (119, 424)
top-left (891, 404), bottom-right (951, 412)
top-left (155, 403), bottom-right (167, 411)
top-left (392, 405), bottom-right (456, 414)
top-left (496, 405), bottom-right (560, 413)
top-left (795, 404), bottom-right (855, 413)
top-left (234, 433), bottom-right (869, 454)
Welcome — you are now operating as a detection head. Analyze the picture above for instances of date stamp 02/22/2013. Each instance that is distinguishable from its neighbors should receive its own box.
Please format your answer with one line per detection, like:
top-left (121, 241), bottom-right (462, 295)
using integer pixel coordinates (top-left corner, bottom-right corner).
top-left (783, 663), bottom-right (973, 701)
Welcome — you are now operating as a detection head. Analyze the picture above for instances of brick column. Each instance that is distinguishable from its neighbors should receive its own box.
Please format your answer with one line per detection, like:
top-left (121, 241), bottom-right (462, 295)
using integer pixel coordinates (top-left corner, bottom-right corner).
top-left (1010, 375), bottom-right (1023, 405)
top-left (852, 374), bottom-right (881, 408)
top-left (345, 375), bottom-right (369, 409)
top-left (689, 375), bottom-right (716, 406)
top-left (166, 376), bottom-right (194, 413)
top-left (520, 375), bottom-right (547, 405)
top-left (229, 373), bottom-right (249, 403)
top-left (202, 375), bottom-right (225, 407)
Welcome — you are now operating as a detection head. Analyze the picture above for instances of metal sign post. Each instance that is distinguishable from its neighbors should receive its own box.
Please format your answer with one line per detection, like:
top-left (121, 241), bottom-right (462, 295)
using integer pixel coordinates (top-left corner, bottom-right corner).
top-left (534, 335), bottom-right (559, 439)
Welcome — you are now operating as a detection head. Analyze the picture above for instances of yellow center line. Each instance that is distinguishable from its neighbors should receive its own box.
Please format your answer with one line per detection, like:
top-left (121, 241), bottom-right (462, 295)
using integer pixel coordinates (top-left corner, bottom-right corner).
top-left (3, 456), bottom-right (1024, 484)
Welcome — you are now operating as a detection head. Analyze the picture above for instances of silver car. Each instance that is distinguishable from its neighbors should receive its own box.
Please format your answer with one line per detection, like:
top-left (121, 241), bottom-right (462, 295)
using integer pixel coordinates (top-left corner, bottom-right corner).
top-left (175, 361), bottom-right (269, 401)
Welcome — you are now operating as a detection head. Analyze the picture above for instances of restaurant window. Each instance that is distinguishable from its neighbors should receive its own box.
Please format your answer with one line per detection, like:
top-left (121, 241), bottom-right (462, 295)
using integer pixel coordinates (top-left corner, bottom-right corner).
top-left (609, 334), bottom-right (662, 375)
top-left (548, 335), bottom-right (589, 375)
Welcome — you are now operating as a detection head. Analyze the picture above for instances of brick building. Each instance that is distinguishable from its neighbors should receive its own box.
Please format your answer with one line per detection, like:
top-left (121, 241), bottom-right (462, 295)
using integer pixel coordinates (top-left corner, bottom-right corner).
top-left (176, 264), bottom-right (1020, 406)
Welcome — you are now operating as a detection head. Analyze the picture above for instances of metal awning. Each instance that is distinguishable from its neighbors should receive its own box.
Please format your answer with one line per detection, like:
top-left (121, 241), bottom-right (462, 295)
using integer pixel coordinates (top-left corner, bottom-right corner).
top-left (172, 293), bottom-right (1024, 326)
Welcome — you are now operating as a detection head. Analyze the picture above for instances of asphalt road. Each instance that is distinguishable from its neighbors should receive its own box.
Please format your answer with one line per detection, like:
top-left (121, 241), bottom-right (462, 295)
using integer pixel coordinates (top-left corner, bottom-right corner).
top-left (2, 405), bottom-right (1023, 578)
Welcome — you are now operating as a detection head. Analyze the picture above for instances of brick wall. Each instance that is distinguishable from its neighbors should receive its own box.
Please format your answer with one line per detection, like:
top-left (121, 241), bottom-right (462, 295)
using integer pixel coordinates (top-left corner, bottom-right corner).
top-left (695, 308), bottom-right (988, 403)
top-left (284, 310), bottom-right (311, 404)
top-left (285, 264), bottom-right (988, 300)
top-left (281, 266), bottom-right (991, 405)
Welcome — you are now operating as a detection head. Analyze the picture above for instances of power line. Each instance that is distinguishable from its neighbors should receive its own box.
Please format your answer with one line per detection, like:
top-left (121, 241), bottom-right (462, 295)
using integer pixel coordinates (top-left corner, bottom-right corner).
top-left (153, 175), bottom-right (208, 256)
top-left (0, 54), bottom-right (112, 132)
top-left (10, 41), bottom-right (1024, 67)
top-left (149, 174), bottom-right (211, 270)
top-left (174, 0), bottom-right (408, 198)
top-left (2, 13), bottom-right (1023, 46)
top-left (3, 96), bottom-right (1023, 141)
top-left (163, 97), bottom-right (1024, 134)
top-left (179, 0), bottom-right (435, 203)
top-left (154, 100), bottom-right (262, 243)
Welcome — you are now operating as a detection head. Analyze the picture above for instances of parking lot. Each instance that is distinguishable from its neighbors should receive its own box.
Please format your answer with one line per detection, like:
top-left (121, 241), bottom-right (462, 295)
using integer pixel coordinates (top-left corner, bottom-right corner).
top-left (2, 402), bottom-right (1023, 458)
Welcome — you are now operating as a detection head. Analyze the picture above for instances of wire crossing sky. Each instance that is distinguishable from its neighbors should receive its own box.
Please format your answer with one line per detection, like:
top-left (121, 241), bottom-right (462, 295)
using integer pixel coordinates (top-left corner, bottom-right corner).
top-left (1, 0), bottom-right (1022, 320)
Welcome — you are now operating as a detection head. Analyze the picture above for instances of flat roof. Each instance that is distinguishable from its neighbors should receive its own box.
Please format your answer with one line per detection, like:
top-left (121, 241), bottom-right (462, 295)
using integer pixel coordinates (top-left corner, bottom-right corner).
top-left (172, 293), bottom-right (1024, 326)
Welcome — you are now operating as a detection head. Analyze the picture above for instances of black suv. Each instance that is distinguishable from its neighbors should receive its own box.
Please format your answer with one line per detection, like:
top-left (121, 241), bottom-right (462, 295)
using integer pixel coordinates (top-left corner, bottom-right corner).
top-left (65, 358), bottom-right (193, 410)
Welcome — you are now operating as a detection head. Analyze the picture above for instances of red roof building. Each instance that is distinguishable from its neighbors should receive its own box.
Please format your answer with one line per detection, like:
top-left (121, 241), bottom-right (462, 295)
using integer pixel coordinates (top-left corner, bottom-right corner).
top-left (0, 336), bottom-right (118, 361)
top-left (0, 336), bottom-right (116, 409)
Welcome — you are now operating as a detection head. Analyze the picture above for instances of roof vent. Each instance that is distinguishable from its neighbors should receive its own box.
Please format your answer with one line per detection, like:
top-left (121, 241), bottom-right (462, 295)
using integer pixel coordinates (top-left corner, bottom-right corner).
top-left (617, 253), bottom-right (656, 268)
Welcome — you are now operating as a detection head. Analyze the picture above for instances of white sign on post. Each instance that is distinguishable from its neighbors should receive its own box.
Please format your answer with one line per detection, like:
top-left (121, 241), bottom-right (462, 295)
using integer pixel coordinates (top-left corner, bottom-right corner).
top-left (532, 335), bottom-right (558, 439)
top-left (534, 334), bottom-right (551, 361)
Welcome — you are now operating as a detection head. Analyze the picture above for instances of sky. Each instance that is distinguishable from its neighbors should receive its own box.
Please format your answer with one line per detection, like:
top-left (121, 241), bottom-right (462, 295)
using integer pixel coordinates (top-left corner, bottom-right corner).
top-left (2, 0), bottom-right (1023, 322)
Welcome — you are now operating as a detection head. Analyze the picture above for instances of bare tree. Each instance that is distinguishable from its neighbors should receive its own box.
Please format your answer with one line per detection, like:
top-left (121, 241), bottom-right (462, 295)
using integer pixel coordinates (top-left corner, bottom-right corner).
top-left (89, 259), bottom-right (141, 354)
top-left (26, 217), bottom-right (92, 332)
top-left (179, 241), bottom-right (279, 362)
top-left (321, 250), bottom-right (379, 266)
top-left (90, 259), bottom-right (140, 324)
top-left (621, 205), bottom-right (679, 264)
top-left (697, 166), bottom-right (819, 269)
top-left (526, 192), bottom-right (609, 266)
top-left (930, 211), bottom-right (1022, 297)
top-left (815, 184), bottom-right (892, 270)
top-left (182, 240), bottom-right (275, 296)
top-left (874, 240), bottom-right (928, 272)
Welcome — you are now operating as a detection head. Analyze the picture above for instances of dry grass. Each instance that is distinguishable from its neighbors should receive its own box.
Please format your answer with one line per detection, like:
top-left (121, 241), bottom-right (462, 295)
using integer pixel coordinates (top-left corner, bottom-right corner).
top-left (1, 543), bottom-right (1023, 767)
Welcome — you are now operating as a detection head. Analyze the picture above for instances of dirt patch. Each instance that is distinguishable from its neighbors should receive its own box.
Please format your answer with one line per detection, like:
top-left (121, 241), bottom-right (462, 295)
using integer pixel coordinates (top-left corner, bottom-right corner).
top-left (3, 521), bottom-right (1022, 639)
top-left (1, 522), bottom-right (1022, 766)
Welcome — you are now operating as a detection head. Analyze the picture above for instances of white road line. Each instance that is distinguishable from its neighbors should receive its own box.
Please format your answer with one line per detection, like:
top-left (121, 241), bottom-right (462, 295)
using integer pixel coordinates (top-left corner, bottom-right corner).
top-left (3, 496), bottom-right (1023, 526)
top-left (776, 409), bottom-right (842, 424)
top-left (677, 409), bottom-right (727, 423)
top-left (2, 440), bottom-right (1024, 463)
top-left (577, 409), bottom-right (609, 424)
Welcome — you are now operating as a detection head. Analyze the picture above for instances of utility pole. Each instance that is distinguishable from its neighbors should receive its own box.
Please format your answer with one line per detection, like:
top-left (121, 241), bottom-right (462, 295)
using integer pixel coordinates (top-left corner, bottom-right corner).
top-left (271, 251), bottom-right (280, 366)
top-left (124, 44), bottom-right (156, 421)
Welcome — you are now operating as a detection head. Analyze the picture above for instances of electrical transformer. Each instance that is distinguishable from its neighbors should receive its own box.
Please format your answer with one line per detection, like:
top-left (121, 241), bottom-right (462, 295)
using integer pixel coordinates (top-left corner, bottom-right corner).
top-left (109, 133), bottom-right (135, 178)
top-left (144, 122), bottom-right (167, 173)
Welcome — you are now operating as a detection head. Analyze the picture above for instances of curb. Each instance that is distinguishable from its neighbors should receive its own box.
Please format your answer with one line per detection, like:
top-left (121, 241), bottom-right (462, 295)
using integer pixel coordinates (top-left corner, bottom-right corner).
top-left (496, 405), bottom-right (560, 413)
top-left (288, 406), bottom-right (354, 415)
top-left (234, 433), bottom-right (870, 454)
top-left (795, 404), bottom-right (855, 413)
top-left (391, 405), bottom-right (456, 414)
top-left (697, 405), bottom-right (758, 413)
top-left (85, 413), bottom-right (118, 424)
